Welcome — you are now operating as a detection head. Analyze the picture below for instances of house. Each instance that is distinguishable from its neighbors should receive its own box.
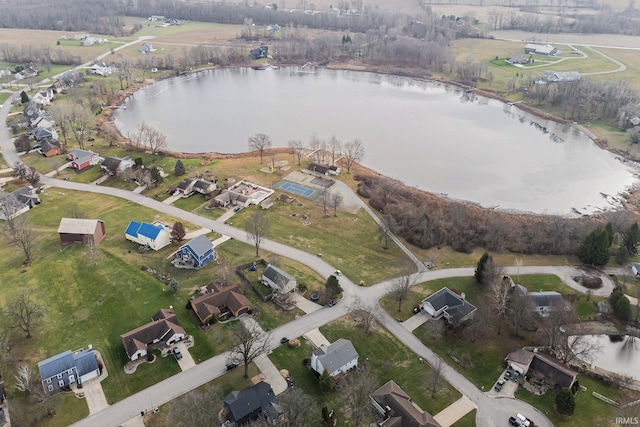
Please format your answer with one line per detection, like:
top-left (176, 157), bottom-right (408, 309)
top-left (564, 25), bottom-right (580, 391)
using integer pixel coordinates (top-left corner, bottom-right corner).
top-left (33, 127), bottom-right (59, 142)
top-left (172, 234), bottom-right (215, 269)
top-left (0, 186), bottom-right (41, 220)
top-left (506, 53), bottom-right (529, 65)
top-left (540, 71), bottom-right (581, 83)
top-left (148, 15), bottom-right (166, 21)
top-left (213, 181), bottom-right (274, 208)
top-left (524, 43), bottom-right (557, 56)
top-left (250, 45), bottom-right (269, 60)
top-left (31, 89), bottom-right (54, 106)
top-left (120, 309), bottom-right (185, 361)
top-left (311, 338), bottom-right (358, 377)
top-left (506, 350), bottom-right (577, 388)
top-left (130, 167), bottom-right (152, 185)
top-left (223, 381), bottom-right (284, 425)
top-left (101, 156), bottom-right (135, 176)
top-left (68, 149), bottom-right (100, 171)
top-left (188, 282), bottom-right (252, 324)
top-left (140, 43), bottom-right (154, 54)
top-left (74, 33), bottom-right (90, 40)
top-left (38, 346), bottom-right (100, 395)
top-left (0, 69), bottom-right (12, 78)
top-left (91, 62), bottom-right (114, 77)
top-left (124, 221), bottom-right (171, 251)
top-left (176, 178), bottom-right (196, 196)
top-left (370, 380), bottom-right (442, 427)
top-left (422, 287), bottom-right (477, 326)
top-left (15, 67), bottom-right (38, 80)
top-left (39, 139), bottom-right (63, 157)
top-left (261, 263), bottom-right (297, 293)
top-left (631, 262), bottom-right (640, 276)
top-left (513, 284), bottom-right (568, 317)
top-left (58, 218), bottom-right (106, 245)
top-left (328, 165), bottom-right (341, 176)
top-left (193, 179), bottom-right (217, 195)
top-left (308, 163), bottom-right (329, 175)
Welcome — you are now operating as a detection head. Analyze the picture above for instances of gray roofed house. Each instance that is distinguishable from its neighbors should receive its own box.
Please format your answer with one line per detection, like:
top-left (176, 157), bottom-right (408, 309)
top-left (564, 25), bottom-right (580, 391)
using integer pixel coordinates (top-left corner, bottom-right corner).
top-left (176, 178), bottom-right (196, 195)
top-left (631, 262), bottom-right (640, 276)
top-left (515, 285), bottom-right (567, 317)
top-left (120, 309), bottom-right (186, 361)
top-left (172, 234), bottom-right (215, 269)
top-left (370, 380), bottom-right (442, 427)
top-left (540, 71), bottom-right (581, 83)
top-left (193, 179), bottom-right (216, 195)
top-left (505, 348), bottom-right (535, 375)
top-left (0, 186), bottom-right (40, 220)
top-left (506, 53), bottom-right (529, 65)
top-left (261, 263), bottom-right (297, 293)
top-left (223, 381), bottom-right (284, 425)
top-left (38, 347), bottom-right (100, 395)
top-left (311, 338), bottom-right (359, 377)
top-left (101, 156), bottom-right (134, 176)
top-left (422, 287), bottom-right (477, 326)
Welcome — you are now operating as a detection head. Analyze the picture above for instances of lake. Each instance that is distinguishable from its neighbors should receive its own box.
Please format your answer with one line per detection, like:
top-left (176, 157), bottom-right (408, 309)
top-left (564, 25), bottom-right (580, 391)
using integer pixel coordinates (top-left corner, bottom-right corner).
top-left (114, 67), bottom-right (638, 215)
top-left (571, 334), bottom-right (640, 381)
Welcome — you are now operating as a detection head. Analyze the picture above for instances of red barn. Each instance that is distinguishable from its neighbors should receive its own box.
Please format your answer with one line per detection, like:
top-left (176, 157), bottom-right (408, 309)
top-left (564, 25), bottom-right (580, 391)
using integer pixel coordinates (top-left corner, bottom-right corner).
top-left (58, 218), bottom-right (106, 245)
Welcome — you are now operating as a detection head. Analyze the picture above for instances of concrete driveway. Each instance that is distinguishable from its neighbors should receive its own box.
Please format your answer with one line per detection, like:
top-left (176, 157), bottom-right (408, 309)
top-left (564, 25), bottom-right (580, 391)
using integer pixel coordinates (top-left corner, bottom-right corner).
top-left (487, 370), bottom-right (518, 399)
top-left (253, 354), bottom-right (288, 395)
top-left (433, 396), bottom-right (477, 427)
top-left (82, 379), bottom-right (109, 414)
top-left (289, 292), bottom-right (323, 314)
top-left (302, 328), bottom-right (330, 348)
top-left (174, 341), bottom-right (196, 371)
top-left (402, 311), bottom-right (430, 332)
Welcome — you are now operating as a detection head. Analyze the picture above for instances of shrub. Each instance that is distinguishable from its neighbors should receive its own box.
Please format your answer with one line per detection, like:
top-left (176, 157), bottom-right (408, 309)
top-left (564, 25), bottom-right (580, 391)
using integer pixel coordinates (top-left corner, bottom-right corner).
top-left (556, 388), bottom-right (575, 416)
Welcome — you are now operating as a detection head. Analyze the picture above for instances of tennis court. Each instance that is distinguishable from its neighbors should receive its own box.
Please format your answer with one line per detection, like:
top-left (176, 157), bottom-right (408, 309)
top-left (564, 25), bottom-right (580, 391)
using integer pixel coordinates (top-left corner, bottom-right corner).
top-left (278, 181), bottom-right (318, 198)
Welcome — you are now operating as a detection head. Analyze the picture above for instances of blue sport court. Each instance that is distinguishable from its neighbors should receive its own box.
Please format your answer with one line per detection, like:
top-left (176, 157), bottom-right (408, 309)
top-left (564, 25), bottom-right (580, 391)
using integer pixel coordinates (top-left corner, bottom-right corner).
top-left (278, 181), bottom-right (318, 198)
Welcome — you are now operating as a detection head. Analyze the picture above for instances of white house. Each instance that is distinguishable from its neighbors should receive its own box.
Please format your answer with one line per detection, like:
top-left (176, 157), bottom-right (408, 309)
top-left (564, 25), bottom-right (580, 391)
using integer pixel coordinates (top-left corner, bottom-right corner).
top-left (120, 309), bottom-right (185, 361)
top-left (261, 263), bottom-right (297, 293)
top-left (310, 338), bottom-right (358, 377)
top-left (422, 287), bottom-right (477, 326)
top-left (632, 262), bottom-right (640, 276)
top-left (124, 221), bottom-right (171, 251)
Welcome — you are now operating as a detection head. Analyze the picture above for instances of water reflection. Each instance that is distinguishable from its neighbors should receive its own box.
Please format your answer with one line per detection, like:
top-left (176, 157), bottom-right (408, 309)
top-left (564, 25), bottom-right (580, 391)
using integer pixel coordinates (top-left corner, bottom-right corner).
top-left (572, 334), bottom-right (640, 380)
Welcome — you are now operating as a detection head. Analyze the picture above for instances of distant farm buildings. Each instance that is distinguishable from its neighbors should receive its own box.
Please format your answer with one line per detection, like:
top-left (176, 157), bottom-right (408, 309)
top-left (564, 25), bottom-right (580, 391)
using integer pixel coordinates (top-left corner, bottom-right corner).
top-left (539, 71), bottom-right (581, 84)
top-left (524, 44), bottom-right (557, 56)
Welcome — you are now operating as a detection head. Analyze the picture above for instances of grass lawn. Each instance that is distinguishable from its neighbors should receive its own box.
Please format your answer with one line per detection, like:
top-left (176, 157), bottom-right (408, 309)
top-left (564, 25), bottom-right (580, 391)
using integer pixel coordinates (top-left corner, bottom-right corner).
top-left (451, 409), bottom-right (476, 427)
top-left (0, 92), bottom-right (10, 104)
top-left (270, 318), bottom-right (461, 427)
top-left (9, 390), bottom-right (90, 427)
top-left (515, 375), bottom-right (631, 426)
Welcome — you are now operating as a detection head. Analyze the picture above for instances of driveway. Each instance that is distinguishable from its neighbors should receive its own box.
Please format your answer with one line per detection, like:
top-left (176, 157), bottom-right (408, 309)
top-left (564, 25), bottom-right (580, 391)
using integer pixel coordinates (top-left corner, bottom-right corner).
top-left (433, 396), bottom-right (476, 427)
top-left (401, 310), bottom-right (430, 332)
top-left (253, 354), bottom-right (288, 395)
top-left (302, 328), bottom-right (331, 348)
top-left (174, 341), bottom-right (196, 371)
top-left (289, 292), bottom-right (323, 314)
top-left (81, 378), bottom-right (109, 414)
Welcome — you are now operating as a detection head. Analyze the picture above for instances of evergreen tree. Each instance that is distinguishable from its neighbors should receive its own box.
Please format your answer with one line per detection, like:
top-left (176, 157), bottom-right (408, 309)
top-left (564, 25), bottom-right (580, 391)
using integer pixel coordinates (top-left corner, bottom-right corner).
top-left (326, 275), bottom-right (343, 296)
top-left (474, 252), bottom-right (491, 284)
top-left (578, 227), bottom-right (610, 265)
top-left (555, 388), bottom-right (575, 416)
top-left (20, 90), bottom-right (29, 104)
top-left (150, 167), bottom-right (163, 185)
top-left (174, 159), bottom-right (186, 176)
top-left (319, 369), bottom-right (334, 391)
top-left (610, 289), bottom-right (631, 321)
top-left (622, 222), bottom-right (640, 255)
top-left (616, 246), bottom-right (629, 265)
top-left (605, 222), bottom-right (614, 247)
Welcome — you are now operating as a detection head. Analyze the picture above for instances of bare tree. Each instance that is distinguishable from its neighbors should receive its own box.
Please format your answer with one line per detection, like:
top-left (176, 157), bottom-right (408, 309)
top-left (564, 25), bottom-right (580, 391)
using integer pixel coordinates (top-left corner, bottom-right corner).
top-left (229, 321), bottom-right (271, 379)
top-left (12, 218), bottom-right (36, 264)
top-left (328, 135), bottom-right (342, 165)
top-left (14, 362), bottom-right (34, 393)
top-left (426, 357), bottom-right (444, 398)
top-left (538, 304), bottom-right (578, 351)
top-left (329, 193), bottom-right (343, 217)
top-left (279, 390), bottom-right (319, 427)
top-left (466, 296), bottom-right (494, 342)
top-left (390, 265), bottom-right (416, 312)
top-left (248, 133), bottom-right (272, 163)
top-left (167, 384), bottom-right (223, 427)
top-left (349, 297), bottom-right (379, 334)
top-left (559, 334), bottom-right (603, 364)
top-left (245, 212), bottom-right (270, 257)
top-left (217, 259), bottom-right (236, 285)
top-left (25, 166), bottom-right (40, 186)
top-left (487, 262), bottom-right (508, 320)
top-left (6, 290), bottom-right (45, 338)
top-left (507, 290), bottom-right (537, 338)
top-left (171, 221), bottom-right (186, 243)
top-left (377, 213), bottom-right (395, 249)
top-left (115, 55), bottom-right (132, 90)
top-left (83, 234), bottom-right (103, 266)
top-left (49, 103), bottom-right (74, 148)
top-left (342, 139), bottom-right (365, 173)
top-left (308, 134), bottom-right (322, 164)
top-left (424, 319), bottom-right (445, 341)
top-left (287, 139), bottom-right (305, 166)
top-left (69, 103), bottom-right (94, 150)
top-left (342, 367), bottom-right (378, 427)
top-left (0, 194), bottom-right (24, 238)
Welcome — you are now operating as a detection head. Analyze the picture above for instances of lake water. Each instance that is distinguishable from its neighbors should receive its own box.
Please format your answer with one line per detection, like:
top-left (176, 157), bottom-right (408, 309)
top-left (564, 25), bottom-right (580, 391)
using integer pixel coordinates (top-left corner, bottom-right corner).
top-left (571, 334), bottom-right (640, 380)
top-left (114, 67), bottom-right (638, 215)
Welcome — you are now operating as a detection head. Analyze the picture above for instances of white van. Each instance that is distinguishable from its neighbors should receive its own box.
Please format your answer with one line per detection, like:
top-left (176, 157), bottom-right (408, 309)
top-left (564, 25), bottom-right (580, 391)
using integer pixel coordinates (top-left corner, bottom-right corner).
top-left (516, 413), bottom-right (531, 427)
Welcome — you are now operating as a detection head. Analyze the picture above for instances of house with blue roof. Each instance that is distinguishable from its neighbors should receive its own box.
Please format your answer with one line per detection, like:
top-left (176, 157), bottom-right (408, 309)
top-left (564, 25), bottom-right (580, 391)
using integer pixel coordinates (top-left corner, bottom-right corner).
top-left (125, 221), bottom-right (171, 251)
top-left (172, 234), bottom-right (215, 269)
top-left (38, 346), bottom-right (100, 395)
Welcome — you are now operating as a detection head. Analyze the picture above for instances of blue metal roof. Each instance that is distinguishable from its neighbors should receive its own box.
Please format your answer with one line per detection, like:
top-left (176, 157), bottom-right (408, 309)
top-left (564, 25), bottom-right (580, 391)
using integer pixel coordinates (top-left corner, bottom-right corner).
top-left (38, 350), bottom-right (75, 380)
top-left (73, 349), bottom-right (99, 377)
top-left (125, 221), bottom-right (142, 237)
top-left (138, 222), bottom-right (162, 239)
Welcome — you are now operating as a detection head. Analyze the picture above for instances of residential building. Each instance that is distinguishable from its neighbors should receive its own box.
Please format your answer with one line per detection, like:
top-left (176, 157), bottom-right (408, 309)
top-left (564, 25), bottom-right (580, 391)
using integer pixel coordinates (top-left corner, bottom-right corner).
top-left (308, 163), bottom-right (329, 175)
top-left (223, 381), bottom-right (284, 425)
top-left (631, 262), bottom-right (640, 276)
top-left (524, 43), bottom-right (557, 56)
top-left (261, 263), bottom-right (297, 293)
top-left (39, 139), bottom-right (63, 157)
top-left (213, 181), bottom-right (274, 208)
top-left (38, 347), bottom-right (100, 395)
top-left (506, 53), bottom-right (529, 65)
top-left (172, 234), bottom-right (215, 269)
top-left (188, 282), bottom-right (252, 324)
top-left (101, 156), bottom-right (135, 176)
top-left (250, 45), bottom-right (269, 60)
top-left (370, 380), bottom-right (442, 427)
top-left (33, 127), bottom-right (59, 143)
top-left (121, 309), bottom-right (185, 361)
top-left (124, 221), bottom-right (171, 251)
top-left (176, 178), bottom-right (196, 196)
top-left (540, 71), bottom-right (581, 83)
top-left (193, 179), bottom-right (217, 195)
top-left (140, 43), bottom-right (154, 54)
top-left (311, 338), bottom-right (358, 377)
top-left (506, 350), bottom-right (577, 388)
top-left (68, 149), bottom-right (101, 171)
top-left (513, 284), bottom-right (568, 317)
top-left (422, 288), bottom-right (477, 326)
top-left (58, 218), bottom-right (106, 245)
top-left (0, 186), bottom-right (40, 220)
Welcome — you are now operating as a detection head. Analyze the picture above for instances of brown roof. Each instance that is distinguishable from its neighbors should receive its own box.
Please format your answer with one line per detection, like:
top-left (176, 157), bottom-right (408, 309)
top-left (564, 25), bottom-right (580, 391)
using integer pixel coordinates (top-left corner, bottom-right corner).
top-left (120, 309), bottom-right (185, 359)
top-left (506, 349), bottom-right (535, 366)
top-left (190, 282), bottom-right (252, 324)
top-left (530, 353), bottom-right (577, 388)
top-left (371, 380), bottom-right (442, 427)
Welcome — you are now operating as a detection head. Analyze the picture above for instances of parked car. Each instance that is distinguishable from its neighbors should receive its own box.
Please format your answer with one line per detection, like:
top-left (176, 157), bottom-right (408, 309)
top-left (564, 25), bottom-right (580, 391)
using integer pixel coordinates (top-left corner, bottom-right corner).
top-left (512, 372), bottom-right (520, 382)
top-left (509, 416), bottom-right (518, 426)
top-left (504, 370), bottom-right (512, 380)
top-left (226, 361), bottom-right (239, 370)
top-left (172, 346), bottom-right (182, 360)
top-left (233, 206), bottom-right (242, 212)
top-left (494, 379), bottom-right (505, 391)
top-left (328, 300), bottom-right (337, 307)
top-left (280, 337), bottom-right (289, 344)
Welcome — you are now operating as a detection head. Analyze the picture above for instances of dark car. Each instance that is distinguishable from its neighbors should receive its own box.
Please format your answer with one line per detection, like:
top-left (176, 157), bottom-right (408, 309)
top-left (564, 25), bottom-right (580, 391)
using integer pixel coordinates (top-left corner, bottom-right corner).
top-left (512, 372), bottom-right (520, 382)
top-left (509, 416), bottom-right (518, 426)
top-left (494, 379), bottom-right (505, 391)
top-left (504, 371), bottom-right (512, 380)
top-left (226, 361), bottom-right (239, 370)
top-left (233, 206), bottom-right (242, 212)
top-left (328, 300), bottom-right (337, 307)
top-left (172, 347), bottom-right (182, 360)
top-left (280, 337), bottom-right (289, 344)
